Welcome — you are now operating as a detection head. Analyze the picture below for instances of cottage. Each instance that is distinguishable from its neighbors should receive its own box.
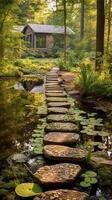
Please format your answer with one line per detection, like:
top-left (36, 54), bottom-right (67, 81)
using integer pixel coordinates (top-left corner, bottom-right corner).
top-left (22, 24), bottom-right (74, 52)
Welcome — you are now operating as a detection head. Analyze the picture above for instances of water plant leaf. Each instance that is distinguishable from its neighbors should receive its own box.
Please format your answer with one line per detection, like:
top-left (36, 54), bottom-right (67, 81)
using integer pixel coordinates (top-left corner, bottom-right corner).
top-left (85, 171), bottom-right (97, 177)
top-left (15, 183), bottom-right (42, 197)
top-left (80, 181), bottom-right (91, 188)
top-left (90, 177), bottom-right (97, 184)
top-left (98, 131), bottom-right (110, 137)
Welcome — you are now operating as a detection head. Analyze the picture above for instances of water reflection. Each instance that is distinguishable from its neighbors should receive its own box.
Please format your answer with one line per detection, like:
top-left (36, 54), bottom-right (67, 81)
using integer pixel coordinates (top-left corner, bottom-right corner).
top-left (0, 78), bottom-right (45, 160)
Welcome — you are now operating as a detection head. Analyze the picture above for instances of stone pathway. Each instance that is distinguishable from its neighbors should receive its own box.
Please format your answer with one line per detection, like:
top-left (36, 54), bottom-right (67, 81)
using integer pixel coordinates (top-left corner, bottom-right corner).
top-left (34, 68), bottom-right (89, 199)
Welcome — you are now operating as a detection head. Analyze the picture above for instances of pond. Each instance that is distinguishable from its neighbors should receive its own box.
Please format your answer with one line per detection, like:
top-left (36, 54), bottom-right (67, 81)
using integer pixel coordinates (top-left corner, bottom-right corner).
top-left (0, 77), bottom-right (45, 199)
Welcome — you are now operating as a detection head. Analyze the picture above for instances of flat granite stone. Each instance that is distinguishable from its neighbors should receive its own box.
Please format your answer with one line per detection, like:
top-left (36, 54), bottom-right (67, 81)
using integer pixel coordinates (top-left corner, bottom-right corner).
top-left (44, 132), bottom-right (80, 145)
top-left (48, 107), bottom-right (68, 114)
top-left (44, 145), bottom-right (86, 161)
top-left (46, 97), bottom-right (68, 102)
top-left (46, 93), bottom-right (67, 97)
top-left (48, 102), bottom-right (70, 108)
top-left (34, 189), bottom-right (89, 200)
top-left (34, 163), bottom-right (81, 185)
top-left (45, 122), bottom-right (79, 132)
top-left (47, 114), bottom-right (75, 122)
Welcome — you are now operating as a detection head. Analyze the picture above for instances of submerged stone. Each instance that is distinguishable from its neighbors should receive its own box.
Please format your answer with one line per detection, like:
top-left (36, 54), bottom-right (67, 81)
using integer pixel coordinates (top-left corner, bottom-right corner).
top-left (45, 122), bottom-right (79, 132)
top-left (48, 107), bottom-right (68, 114)
top-left (46, 97), bottom-right (67, 102)
top-left (34, 163), bottom-right (81, 185)
top-left (44, 145), bottom-right (86, 161)
top-left (47, 114), bottom-right (75, 122)
top-left (44, 132), bottom-right (80, 145)
top-left (34, 189), bottom-right (89, 200)
top-left (48, 102), bottom-right (70, 108)
top-left (46, 93), bottom-right (67, 97)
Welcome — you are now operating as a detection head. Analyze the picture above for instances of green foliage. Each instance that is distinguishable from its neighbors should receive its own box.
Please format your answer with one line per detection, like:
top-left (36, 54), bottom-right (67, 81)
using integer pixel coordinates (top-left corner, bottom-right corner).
top-left (15, 183), bottom-right (42, 197)
top-left (80, 170), bottom-right (97, 188)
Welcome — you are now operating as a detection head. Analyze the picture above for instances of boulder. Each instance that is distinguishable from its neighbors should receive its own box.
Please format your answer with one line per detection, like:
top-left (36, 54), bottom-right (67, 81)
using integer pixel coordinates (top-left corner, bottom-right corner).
top-left (34, 163), bottom-right (81, 185)
top-left (34, 189), bottom-right (89, 200)
top-left (44, 145), bottom-right (86, 162)
top-left (44, 132), bottom-right (80, 145)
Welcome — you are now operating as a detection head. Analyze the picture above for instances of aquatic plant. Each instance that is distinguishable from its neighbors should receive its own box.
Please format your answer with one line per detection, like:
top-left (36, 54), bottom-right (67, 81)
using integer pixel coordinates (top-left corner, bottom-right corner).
top-left (80, 170), bottom-right (97, 188)
top-left (15, 183), bottom-right (42, 197)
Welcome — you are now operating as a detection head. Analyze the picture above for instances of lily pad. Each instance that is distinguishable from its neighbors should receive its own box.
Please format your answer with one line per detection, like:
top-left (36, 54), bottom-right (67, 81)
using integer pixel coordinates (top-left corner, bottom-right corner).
top-left (80, 181), bottom-right (91, 188)
top-left (15, 183), bottom-right (42, 197)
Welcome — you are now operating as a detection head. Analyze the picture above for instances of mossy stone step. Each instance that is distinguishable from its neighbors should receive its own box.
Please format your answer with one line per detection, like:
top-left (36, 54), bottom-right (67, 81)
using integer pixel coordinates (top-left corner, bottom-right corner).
top-left (44, 145), bottom-right (86, 162)
top-left (45, 122), bottom-right (79, 132)
top-left (46, 90), bottom-right (64, 93)
top-left (48, 102), bottom-right (70, 108)
top-left (34, 163), bottom-right (81, 185)
top-left (44, 132), bottom-right (80, 145)
top-left (47, 114), bottom-right (75, 122)
top-left (46, 93), bottom-right (67, 97)
top-left (46, 97), bottom-right (68, 102)
top-left (34, 189), bottom-right (89, 200)
top-left (48, 107), bottom-right (68, 114)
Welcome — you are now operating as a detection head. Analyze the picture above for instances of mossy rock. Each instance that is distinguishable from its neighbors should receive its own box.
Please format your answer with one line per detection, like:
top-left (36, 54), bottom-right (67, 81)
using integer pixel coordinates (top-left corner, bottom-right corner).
top-left (48, 102), bottom-right (70, 108)
top-left (48, 107), bottom-right (68, 114)
top-left (46, 97), bottom-right (68, 102)
top-left (34, 189), bottom-right (89, 200)
top-left (44, 145), bottom-right (86, 162)
top-left (47, 114), bottom-right (76, 122)
top-left (34, 163), bottom-right (81, 185)
top-left (44, 132), bottom-right (80, 145)
top-left (45, 122), bottom-right (79, 132)
top-left (15, 183), bottom-right (42, 197)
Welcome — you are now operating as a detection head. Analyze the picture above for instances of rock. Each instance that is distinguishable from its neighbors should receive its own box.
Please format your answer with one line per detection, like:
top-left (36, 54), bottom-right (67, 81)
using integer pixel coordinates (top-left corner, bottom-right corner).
top-left (48, 107), bottom-right (68, 114)
top-left (46, 97), bottom-right (67, 102)
top-left (46, 87), bottom-right (62, 91)
top-left (44, 145), bottom-right (86, 161)
top-left (89, 151), bottom-right (112, 186)
top-left (34, 163), bottom-right (81, 185)
top-left (47, 114), bottom-right (75, 122)
top-left (44, 132), bottom-right (80, 145)
top-left (46, 93), bottom-right (67, 97)
top-left (48, 102), bottom-right (70, 108)
top-left (46, 90), bottom-right (64, 93)
top-left (34, 189), bottom-right (89, 200)
top-left (45, 122), bottom-right (79, 132)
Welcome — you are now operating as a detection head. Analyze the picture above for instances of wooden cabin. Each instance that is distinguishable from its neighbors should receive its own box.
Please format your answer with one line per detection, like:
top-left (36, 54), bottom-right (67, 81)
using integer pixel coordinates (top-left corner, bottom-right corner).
top-left (22, 24), bottom-right (74, 52)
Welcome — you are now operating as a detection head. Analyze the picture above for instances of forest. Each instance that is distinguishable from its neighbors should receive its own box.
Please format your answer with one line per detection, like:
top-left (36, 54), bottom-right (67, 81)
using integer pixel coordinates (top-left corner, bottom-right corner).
top-left (0, 0), bottom-right (112, 200)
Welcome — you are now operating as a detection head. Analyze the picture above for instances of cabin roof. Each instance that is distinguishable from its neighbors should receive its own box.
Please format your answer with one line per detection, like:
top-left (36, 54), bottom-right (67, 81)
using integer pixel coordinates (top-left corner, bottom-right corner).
top-left (22, 24), bottom-right (74, 35)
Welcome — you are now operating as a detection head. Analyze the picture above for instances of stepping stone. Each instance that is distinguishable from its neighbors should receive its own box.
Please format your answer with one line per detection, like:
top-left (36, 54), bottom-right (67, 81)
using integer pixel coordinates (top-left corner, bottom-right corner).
top-left (45, 122), bottom-right (79, 132)
top-left (44, 132), bottom-right (80, 145)
top-left (48, 107), bottom-right (68, 114)
top-left (48, 102), bottom-right (70, 108)
top-left (46, 90), bottom-right (64, 93)
top-left (47, 114), bottom-right (75, 122)
top-left (34, 189), bottom-right (89, 200)
top-left (45, 83), bottom-right (59, 87)
top-left (44, 145), bottom-right (86, 162)
top-left (46, 93), bottom-right (67, 97)
top-left (34, 163), bottom-right (81, 185)
top-left (46, 97), bottom-right (68, 102)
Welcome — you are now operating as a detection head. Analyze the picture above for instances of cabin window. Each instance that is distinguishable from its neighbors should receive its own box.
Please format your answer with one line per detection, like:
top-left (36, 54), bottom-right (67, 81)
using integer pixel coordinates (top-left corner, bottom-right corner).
top-left (36, 35), bottom-right (46, 48)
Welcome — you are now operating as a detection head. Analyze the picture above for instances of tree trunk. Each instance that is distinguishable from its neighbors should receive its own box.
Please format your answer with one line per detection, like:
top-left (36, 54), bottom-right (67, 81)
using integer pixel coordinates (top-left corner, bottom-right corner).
top-left (96, 0), bottom-right (105, 71)
top-left (107, 0), bottom-right (111, 50)
top-left (63, 0), bottom-right (67, 64)
top-left (80, 0), bottom-right (84, 40)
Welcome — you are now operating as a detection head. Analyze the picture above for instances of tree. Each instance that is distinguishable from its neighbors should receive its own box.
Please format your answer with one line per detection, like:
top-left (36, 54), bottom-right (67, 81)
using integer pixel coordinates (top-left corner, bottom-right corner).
top-left (80, 0), bottom-right (84, 40)
top-left (63, 0), bottom-right (67, 63)
top-left (96, 0), bottom-right (105, 70)
top-left (107, 0), bottom-right (112, 50)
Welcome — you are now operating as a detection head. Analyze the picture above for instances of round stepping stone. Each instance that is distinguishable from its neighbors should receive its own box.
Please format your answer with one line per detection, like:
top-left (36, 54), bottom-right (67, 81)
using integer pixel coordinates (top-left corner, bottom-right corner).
top-left (47, 114), bottom-right (75, 122)
top-left (46, 93), bottom-right (67, 97)
top-left (48, 102), bottom-right (70, 108)
top-left (44, 132), bottom-right (80, 145)
top-left (34, 189), bottom-right (89, 200)
top-left (46, 97), bottom-right (68, 102)
top-left (34, 163), bottom-right (81, 185)
top-left (48, 107), bottom-right (68, 114)
top-left (44, 145), bottom-right (86, 161)
top-left (45, 122), bottom-right (79, 132)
